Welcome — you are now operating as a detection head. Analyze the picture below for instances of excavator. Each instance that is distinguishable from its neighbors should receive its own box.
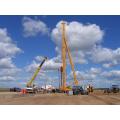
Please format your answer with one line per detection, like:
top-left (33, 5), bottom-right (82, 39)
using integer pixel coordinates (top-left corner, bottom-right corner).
top-left (26, 57), bottom-right (47, 93)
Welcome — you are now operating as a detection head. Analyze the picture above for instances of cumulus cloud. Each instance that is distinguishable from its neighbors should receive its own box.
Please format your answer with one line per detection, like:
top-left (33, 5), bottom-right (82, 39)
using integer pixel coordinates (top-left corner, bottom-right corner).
top-left (69, 67), bottom-right (102, 82)
top-left (26, 56), bottom-right (62, 73)
top-left (89, 67), bottom-right (101, 74)
top-left (0, 27), bottom-right (22, 82)
top-left (101, 70), bottom-right (120, 80)
top-left (0, 76), bottom-right (16, 81)
top-left (0, 68), bottom-right (21, 77)
top-left (22, 19), bottom-right (120, 87)
top-left (51, 20), bottom-right (104, 66)
top-left (91, 46), bottom-right (120, 67)
top-left (51, 21), bottom-right (104, 51)
top-left (55, 46), bottom-right (87, 64)
top-left (25, 56), bottom-right (62, 87)
top-left (44, 59), bottom-right (62, 70)
top-left (91, 46), bottom-right (113, 63)
top-left (35, 56), bottom-right (45, 62)
top-left (70, 50), bottom-right (88, 64)
top-left (0, 28), bottom-right (21, 58)
top-left (103, 61), bottom-right (118, 68)
top-left (23, 17), bottom-right (49, 37)
top-left (68, 67), bottom-right (120, 87)
top-left (0, 67), bottom-right (21, 82)
top-left (0, 58), bottom-right (15, 68)
top-left (25, 61), bottom-right (39, 73)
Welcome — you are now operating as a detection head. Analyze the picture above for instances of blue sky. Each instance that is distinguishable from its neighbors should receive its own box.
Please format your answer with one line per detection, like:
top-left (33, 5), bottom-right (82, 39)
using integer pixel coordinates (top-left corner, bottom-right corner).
top-left (0, 15), bottom-right (120, 88)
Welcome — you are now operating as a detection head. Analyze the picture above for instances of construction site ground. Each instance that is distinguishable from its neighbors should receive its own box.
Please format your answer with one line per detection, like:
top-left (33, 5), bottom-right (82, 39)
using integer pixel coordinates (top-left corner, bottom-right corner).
top-left (0, 90), bottom-right (120, 105)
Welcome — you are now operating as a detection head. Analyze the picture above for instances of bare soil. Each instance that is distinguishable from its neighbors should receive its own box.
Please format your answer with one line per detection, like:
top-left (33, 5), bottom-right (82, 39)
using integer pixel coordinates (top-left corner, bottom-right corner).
top-left (0, 91), bottom-right (120, 105)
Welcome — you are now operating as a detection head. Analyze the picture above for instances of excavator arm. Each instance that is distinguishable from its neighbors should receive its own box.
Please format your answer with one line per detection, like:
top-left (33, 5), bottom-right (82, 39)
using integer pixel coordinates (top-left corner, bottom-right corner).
top-left (27, 57), bottom-right (47, 87)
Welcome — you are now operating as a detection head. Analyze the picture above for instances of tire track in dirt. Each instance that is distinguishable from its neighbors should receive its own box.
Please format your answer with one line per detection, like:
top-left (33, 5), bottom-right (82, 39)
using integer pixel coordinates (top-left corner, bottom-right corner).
top-left (89, 94), bottom-right (115, 105)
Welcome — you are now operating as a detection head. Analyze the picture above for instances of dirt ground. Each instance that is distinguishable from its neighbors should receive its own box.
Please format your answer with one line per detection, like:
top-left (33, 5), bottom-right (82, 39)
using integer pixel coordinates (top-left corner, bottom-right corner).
top-left (0, 90), bottom-right (120, 105)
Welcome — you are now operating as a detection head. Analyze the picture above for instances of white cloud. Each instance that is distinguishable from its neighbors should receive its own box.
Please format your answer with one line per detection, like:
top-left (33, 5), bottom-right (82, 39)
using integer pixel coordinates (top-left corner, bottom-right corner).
top-left (0, 58), bottom-right (15, 68)
top-left (0, 68), bottom-right (21, 77)
top-left (0, 27), bottom-right (22, 82)
top-left (51, 21), bottom-right (104, 51)
top-left (25, 56), bottom-right (61, 87)
top-left (70, 67), bottom-right (102, 81)
top-left (70, 70), bottom-right (97, 81)
top-left (69, 68), bottom-right (120, 87)
top-left (51, 20), bottom-right (104, 65)
top-left (103, 60), bottom-right (118, 68)
top-left (22, 19), bottom-right (120, 87)
top-left (44, 59), bottom-right (62, 70)
top-left (91, 46), bottom-right (113, 63)
top-left (26, 56), bottom-right (62, 73)
top-left (89, 67), bottom-right (101, 74)
top-left (51, 54), bottom-right (62, 63)
top-left (35, 56), bottom-right (45, 62)
top-left (55, 46), bottom-right (87, 64)
top-left (68, 67), bottom-right (120, 87)
top-left (23, 17), bottom-right (49, 37)
top-left (68, 68), bottom-right (104, 87)
top-left (101, 70), bottom-right (120, 80)
top-left (25, 60), bottom-right (39, 72)
top-left (51, 20), bottom-right (120, 68)
top-left (0, 76), bottom-right (16, 81)
top-left (70, 50), bottom-right (88, 64)
top-left (91, 46), bottom-right (120, 67)
top-left (0, 28), bottom-right (21, 58)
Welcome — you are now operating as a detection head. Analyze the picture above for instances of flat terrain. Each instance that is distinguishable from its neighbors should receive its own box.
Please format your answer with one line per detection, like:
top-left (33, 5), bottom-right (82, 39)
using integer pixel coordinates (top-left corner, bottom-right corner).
top-left (0, 91), bottom-right (120, 105)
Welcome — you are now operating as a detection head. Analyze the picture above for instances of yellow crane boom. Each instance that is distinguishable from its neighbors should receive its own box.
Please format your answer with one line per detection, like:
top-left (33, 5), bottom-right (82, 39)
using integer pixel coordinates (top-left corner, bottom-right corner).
top-left (26, 57), bottom-right (47, 87)
top-left (61, 22), bottom-right (79, 90)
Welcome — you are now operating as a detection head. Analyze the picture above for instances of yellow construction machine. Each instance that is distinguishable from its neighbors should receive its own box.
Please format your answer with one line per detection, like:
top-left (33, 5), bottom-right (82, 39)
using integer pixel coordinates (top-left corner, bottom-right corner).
top-left (60, 22), bottom-right (79, 92)
top-left (26, 57), bottom-right (47, 93)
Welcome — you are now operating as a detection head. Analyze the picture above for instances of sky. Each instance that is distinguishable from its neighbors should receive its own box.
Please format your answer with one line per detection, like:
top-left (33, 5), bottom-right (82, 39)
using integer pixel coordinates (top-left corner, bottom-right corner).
top-left (0, 15), bottom-right (120, 88)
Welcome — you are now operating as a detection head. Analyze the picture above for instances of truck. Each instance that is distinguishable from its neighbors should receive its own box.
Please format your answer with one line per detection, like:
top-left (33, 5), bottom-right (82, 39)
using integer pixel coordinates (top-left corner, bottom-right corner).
top-left (25, 57), bottom-right (47, 94)
top-left (72, 85), bottom-right (89, 95)
top-left (104, 85), bottom-right (119, 93)
top-left (10, 87), bottom-right (21, 92)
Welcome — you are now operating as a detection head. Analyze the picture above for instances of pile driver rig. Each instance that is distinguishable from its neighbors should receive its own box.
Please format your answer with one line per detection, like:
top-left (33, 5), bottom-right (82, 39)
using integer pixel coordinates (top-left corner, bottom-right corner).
top-left (60, 22), bottom-right (79, 91)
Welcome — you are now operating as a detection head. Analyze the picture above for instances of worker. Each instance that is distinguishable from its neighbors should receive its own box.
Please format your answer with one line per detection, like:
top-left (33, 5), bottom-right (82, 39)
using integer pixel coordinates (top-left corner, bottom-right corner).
top-left (20, 89), bottom-right (27, 94)
top-left (87, 85), bottom-right (90, 92)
